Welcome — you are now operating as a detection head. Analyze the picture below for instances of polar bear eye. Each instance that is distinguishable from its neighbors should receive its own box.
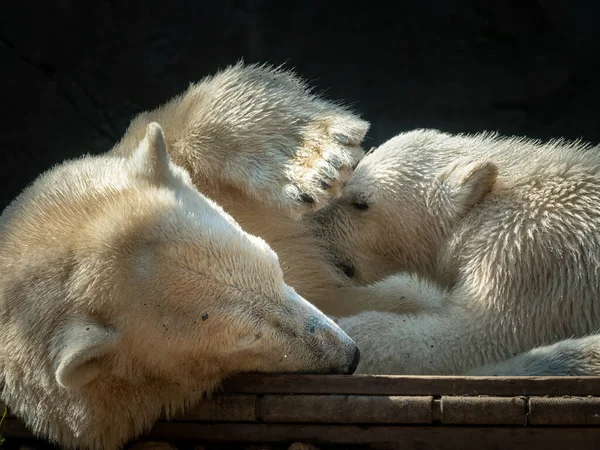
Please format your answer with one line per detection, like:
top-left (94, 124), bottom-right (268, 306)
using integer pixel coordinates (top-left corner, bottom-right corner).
top-left (353, 200), bottom-right (369, 211)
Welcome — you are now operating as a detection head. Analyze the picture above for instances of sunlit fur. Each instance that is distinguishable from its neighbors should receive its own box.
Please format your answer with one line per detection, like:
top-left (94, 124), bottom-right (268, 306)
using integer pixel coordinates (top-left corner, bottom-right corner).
top-left (318, 129), bottom-right (600, 375)
top-left (113, 62), bottom-right (369, 213)
top-left (109, 62), bottom-right (422, 317)
top-left (0, 124), bottom-right (357, 450)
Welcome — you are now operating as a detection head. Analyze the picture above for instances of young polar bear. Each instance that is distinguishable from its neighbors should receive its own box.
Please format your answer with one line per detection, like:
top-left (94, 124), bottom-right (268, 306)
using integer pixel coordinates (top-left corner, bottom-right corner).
top-left (314, 129), bottom-right (600, 375)
top-left (111, 62), bottom-right (431, 317)
top-left (0, 123), bottom-right (359, 450)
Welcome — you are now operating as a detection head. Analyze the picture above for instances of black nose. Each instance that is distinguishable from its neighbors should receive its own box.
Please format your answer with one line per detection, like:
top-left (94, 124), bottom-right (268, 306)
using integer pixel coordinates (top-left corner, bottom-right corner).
top-left (337, 262), bottom-right (355, 278)
top-left (346, 346), bottom-right (361, 374)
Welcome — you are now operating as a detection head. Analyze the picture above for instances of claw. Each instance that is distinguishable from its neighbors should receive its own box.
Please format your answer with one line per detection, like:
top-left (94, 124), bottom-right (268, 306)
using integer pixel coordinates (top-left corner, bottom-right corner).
top-left (299, 193), bottom-right (315, 204)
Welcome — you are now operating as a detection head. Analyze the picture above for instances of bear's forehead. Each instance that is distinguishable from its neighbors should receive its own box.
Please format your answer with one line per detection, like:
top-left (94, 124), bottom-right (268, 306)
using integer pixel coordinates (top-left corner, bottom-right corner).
top-left (154, 210), bottom-right (279, 269)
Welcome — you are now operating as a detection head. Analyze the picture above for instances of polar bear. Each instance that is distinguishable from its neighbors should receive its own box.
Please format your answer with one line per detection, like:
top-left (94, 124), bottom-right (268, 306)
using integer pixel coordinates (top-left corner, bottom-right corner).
top-left (110, 62), bottom-right (429, 317)
top-left (0, 123), bottom-right (359, 450)
top-left (314, 129), bottom-right (600, 375)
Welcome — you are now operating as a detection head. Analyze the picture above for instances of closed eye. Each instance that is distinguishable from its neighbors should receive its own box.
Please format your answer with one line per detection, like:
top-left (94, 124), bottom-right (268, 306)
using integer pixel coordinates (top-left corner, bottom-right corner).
top-left (353, 200), bottom-right (369, 211)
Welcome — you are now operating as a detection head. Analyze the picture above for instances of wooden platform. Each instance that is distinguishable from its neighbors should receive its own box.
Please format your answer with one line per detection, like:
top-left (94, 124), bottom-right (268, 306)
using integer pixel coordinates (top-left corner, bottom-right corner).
top-left (2, 375), bottom-right (600, 449)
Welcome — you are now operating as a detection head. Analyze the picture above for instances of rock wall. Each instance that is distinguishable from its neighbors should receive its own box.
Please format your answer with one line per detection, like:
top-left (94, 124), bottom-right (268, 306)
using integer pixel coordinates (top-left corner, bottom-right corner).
top-left (2, 1), bottom-right (599, 209)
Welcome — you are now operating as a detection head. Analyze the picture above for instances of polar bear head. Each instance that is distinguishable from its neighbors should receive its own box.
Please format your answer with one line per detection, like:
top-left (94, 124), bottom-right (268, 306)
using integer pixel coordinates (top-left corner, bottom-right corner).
top-left (0, 123), bottom-right (358, 450)
top-left (312, 129), bottom-right (498, 285)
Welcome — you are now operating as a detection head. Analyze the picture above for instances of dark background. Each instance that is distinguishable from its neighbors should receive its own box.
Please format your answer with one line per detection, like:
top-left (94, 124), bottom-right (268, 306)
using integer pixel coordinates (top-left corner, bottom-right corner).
top-left (2, 1), bottom-right (599, 211)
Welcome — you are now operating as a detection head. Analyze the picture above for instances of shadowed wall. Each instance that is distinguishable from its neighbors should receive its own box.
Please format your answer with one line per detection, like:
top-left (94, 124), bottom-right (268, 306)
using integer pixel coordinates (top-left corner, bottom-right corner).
top-left (1, 1), bottom-right (599, 210)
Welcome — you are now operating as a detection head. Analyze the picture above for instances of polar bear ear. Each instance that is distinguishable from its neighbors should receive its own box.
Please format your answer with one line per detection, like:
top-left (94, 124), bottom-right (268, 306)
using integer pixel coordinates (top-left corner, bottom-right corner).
top-left (436, 158), bottom-right (498, 218)
top-left (51, 318), bottom-right (119, 389)
top-left (131, 122), bottom-right (172, 184)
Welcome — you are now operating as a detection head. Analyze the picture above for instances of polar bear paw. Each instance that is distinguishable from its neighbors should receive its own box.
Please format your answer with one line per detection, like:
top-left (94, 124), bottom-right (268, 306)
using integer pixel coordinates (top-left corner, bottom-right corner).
top-left (209, 63), bottom-right (371, 216)
top-left (282, 123), bottom-right (369, 213)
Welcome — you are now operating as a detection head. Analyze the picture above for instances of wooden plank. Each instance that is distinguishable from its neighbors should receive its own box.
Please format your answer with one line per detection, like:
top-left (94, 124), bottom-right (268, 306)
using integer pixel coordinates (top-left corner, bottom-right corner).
top-left (146, 423), bottom-right (600, 449)
top-left (261, 395), bottom-right (433, 424)
top-left (172, 395), bottom-right (256, 422)
top-left (440, 396), bottom-right (526, 425)
top-left (127, 442), bottom-right (178, 450)
top-left (529, 396), bottom-right (600, 425)
top-left (222, 374), bottom-right (600, 396)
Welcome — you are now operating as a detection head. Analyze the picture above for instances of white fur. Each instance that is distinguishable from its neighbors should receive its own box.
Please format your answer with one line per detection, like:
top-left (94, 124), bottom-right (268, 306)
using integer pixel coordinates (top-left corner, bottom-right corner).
top-left (110, 62), bottom-right (428, 316)
top-left (0, 123), bottom-right (358, 450)
top-left (319, 129), bottom-right (600, 375)
top-left (112, 62), bottom-right (369, 214)
top-left (467, 334), bottom-right (600, 376)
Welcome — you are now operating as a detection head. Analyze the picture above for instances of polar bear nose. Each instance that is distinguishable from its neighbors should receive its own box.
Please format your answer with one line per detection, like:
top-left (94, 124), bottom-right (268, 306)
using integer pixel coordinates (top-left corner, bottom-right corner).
top-left (329, 343), bottom-right (360, 375)
top-left (346, 346), bottom-right (361, 374)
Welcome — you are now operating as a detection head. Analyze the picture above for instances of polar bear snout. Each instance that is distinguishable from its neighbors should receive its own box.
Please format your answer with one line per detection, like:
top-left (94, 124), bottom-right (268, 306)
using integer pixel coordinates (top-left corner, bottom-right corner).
top-left (346, 346), bottom-right (361, 374)
top-left (302, 313), bottom-right (360, 375)
top-left (332, 342), bottom-right (360, 375)
top-left (282, 289), bottom-right (360, 374)
top-left (322, 325), bottom-right (360, 375)
top-left (307, 331), bottom-right (360, 375)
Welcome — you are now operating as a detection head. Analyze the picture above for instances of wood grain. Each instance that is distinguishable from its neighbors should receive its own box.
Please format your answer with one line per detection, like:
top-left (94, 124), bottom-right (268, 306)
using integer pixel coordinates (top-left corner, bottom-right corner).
top-left (146, 423), bottom-right (600, 449)
top-left (261, 395), bottom-right (433, 423)
top-left (529, 396), bottom-right (600, 425)
top-left (172, 395), bottom-right (256, 422)
top-left (440, 396), bottom-right (527, 425)
top-left (222, 374), bottom-right (600, 396)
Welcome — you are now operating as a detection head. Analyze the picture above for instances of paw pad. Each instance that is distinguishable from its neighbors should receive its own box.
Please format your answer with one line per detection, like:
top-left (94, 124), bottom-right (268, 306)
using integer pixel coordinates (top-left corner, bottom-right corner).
top-left (299, 193), bottom-right (316, 204)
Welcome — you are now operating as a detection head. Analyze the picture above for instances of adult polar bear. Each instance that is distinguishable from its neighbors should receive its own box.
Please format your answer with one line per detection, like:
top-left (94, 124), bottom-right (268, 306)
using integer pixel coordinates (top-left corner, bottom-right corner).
top-left (0, 123), bottom-right (359, 450)
top-left (111, 62), bottom-right (435, 317)
top-left (313, 129), bottom-right (600, 376)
